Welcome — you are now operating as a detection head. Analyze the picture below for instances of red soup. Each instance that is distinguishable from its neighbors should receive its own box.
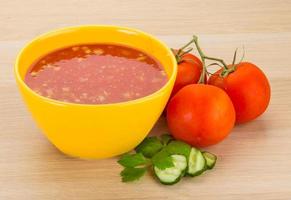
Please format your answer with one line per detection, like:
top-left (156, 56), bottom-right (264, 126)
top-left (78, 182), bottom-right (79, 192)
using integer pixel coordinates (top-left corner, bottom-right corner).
top-left (25, 44), bottom-right (168, 104)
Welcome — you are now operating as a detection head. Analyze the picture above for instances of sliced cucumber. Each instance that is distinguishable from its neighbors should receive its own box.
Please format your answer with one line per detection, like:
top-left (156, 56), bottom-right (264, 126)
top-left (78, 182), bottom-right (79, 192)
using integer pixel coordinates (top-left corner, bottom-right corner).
top-left (171, 155), bottom-right (187, 172)
top-left (202, 151), bottom-right (217, 169)
top-left (187, 148), bottom-right (206, 176)
top-left (154, 155), bottom-right (187, 185)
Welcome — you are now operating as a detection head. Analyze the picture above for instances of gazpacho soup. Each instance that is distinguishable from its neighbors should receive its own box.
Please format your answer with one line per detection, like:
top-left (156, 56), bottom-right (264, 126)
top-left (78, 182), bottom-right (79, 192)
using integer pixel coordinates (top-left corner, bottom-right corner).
top-left (25, 44), bottom-right (168, 104)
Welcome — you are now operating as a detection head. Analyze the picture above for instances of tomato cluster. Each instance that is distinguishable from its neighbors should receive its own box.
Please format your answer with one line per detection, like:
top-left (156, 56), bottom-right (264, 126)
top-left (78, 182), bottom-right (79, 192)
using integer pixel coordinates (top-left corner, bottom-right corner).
top-left (166, 37), bottom-right (271, 147)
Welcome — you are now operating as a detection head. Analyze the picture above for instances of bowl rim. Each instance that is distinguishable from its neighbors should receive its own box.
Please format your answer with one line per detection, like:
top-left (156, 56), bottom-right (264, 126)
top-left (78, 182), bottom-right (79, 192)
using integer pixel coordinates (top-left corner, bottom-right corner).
top-left (14, 25), bottom-right (177, 107)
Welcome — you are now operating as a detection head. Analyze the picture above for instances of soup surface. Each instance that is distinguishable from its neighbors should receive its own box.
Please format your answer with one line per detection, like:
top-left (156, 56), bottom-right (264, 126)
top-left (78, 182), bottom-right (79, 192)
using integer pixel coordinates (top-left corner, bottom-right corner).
top-left (25, 44), bottom-right (168, 104)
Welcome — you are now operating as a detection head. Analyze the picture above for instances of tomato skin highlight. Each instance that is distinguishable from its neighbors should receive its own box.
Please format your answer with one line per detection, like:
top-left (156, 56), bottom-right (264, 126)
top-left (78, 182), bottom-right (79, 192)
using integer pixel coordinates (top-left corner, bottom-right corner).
top-left (167, 84), bottom-right (235, 147)
top-left (171, 52), bottom-right (203, 97)
top-left (208, 62), bottom-right (271, 123)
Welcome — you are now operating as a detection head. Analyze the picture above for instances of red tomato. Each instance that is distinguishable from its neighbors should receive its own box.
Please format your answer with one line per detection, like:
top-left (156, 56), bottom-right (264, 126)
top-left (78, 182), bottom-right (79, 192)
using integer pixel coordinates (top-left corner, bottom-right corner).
top-left (167, 84), bottom-right (235, 147)
top-left (171, 52), bottom-right (203, 97)
top-left (208, 62), bottom-right (271, 123)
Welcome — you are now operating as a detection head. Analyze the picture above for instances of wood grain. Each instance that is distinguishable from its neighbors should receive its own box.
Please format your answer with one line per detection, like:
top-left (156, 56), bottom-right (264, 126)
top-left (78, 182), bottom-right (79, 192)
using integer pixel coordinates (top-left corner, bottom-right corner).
top-left (1, 0), bottom-right (291, 199)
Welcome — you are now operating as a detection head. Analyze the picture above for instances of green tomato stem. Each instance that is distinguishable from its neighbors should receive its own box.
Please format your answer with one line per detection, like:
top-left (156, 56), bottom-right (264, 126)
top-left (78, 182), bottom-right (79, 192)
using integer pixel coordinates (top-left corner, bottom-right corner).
top-left (175, 39), bottom-right (196, 63)
top-left (177, 39), bottom-right (195, 56)
top-left (203, 56), bottom-right (228, 69)
top-left (192, 35), bottom-right (232, 82)
top-left (192, 36), bottom-right (207, 84)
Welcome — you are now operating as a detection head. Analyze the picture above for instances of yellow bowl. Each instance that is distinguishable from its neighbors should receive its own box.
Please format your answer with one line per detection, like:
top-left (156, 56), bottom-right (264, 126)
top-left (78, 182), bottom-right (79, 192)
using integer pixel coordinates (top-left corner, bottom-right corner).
top-left (14, 25), bottom-right (177, 159)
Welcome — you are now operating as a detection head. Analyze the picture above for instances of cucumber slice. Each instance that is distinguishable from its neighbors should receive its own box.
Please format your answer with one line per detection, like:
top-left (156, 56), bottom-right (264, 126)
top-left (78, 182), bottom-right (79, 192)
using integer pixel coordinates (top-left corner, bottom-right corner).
top-left (202, 151), bottom-right (217, 169)
top-left (187, 148), bottom-right (206, 176)
top-left (154, 155), bottom-right (187, 185)
top-left (171, 155), bottom-right (187, 172)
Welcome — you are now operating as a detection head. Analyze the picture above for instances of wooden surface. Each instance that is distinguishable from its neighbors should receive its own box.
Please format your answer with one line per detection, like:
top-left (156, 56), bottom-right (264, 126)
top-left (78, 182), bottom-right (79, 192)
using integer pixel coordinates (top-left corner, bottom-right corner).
top-left (1, 0), bottom-right (291, 199)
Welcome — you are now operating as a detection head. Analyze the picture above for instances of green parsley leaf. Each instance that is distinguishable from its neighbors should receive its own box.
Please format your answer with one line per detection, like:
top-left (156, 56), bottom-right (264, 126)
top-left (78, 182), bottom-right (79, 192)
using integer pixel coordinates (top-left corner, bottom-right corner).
top-left (120, 167), bottom-right (147, 182)
top-left (151, 149), bottom-right (174, 170)
top-left (152, 141), bottom-right (191, 170)
top-left (160, 134), bottom-right (174, 145)
top-left (135, 136), bottom-right (163, 158)
top-left (165, 141), bottom-right (191, 158)
top-left (118, 153), bottom-right (148, 168)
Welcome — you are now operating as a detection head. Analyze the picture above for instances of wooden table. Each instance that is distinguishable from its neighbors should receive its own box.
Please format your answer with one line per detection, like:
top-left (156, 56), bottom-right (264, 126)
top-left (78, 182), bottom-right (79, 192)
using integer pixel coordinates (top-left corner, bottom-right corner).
top-left (1, 0), bottom-right (291, 199)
